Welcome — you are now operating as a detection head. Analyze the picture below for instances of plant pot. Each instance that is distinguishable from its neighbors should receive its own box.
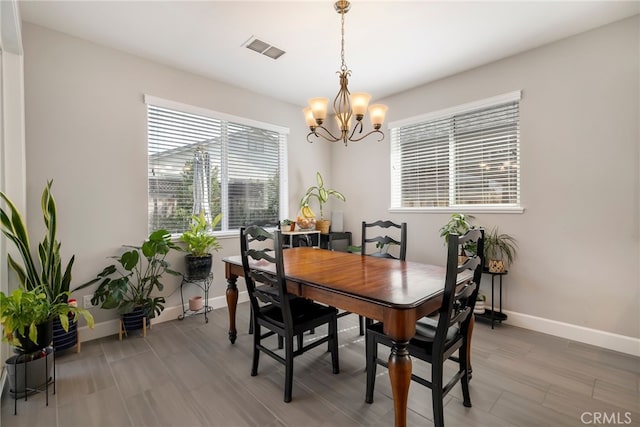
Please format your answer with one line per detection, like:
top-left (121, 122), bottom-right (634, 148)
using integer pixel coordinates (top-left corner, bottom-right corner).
top-left (16, 319), bottom-right (53, 354)
top-left (189, 295), bottom-right (204, 311)
top-left (6, 347), bottom-right (54, 398)
top-left (53, 315), bottom-right (78, 352)
top-left (316, 219), bottom-right (331, 234)
top-left (121, 307), bottom-right (150, 333)
top-left (185, 254), bottom-right (212, 280)
top-left (488, 259), bottom-right (506, 273)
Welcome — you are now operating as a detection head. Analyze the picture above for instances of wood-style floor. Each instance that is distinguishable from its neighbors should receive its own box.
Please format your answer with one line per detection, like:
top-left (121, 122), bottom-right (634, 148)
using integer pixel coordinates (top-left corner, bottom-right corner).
top-left (2, 303), bottom-right (639, 426)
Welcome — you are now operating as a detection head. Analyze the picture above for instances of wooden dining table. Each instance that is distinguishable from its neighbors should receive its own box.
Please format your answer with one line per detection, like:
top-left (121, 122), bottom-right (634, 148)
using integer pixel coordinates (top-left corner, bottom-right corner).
top-left (222, 247), bottom-right (472, 427)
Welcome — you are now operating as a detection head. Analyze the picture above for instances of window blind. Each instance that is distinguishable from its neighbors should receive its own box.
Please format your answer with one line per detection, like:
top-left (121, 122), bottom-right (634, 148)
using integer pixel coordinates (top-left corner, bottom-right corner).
top-left (390, 93), bottom-right (520, 210)
top-left (147, 100), bottom-right (287, 234)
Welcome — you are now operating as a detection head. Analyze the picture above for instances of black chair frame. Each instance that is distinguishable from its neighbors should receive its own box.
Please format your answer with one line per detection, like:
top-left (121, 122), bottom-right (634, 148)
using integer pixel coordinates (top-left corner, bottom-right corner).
top-left (365, 228), bottom-right (484, 427)
top-left (240, 226), bottom-right (340, 403)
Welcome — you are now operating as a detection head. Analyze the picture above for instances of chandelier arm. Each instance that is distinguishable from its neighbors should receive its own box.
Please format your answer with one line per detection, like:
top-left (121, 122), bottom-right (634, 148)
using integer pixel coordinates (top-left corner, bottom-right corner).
top-left (345, 129), bottom-right (385, 143)
top-left (347, 120), bottom-right (364, 140)
top-left (306, 125), bottom-right (342, 143)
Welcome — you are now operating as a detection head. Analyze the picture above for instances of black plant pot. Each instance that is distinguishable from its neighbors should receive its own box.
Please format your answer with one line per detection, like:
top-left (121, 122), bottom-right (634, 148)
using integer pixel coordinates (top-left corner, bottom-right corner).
top-left (119, 306), bottom-right (151, 340)
top-left (16, 319), bottom-right (53, 354)
top-left (53, 315), bottom-right (78, 352)
top-left (185, 254), bottom-right (212, 280)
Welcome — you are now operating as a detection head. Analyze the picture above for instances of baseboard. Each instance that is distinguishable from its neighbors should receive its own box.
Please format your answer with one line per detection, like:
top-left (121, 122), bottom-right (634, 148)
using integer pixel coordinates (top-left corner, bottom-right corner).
top-left (78, 290), bottom-right (250, 342)
top-left (503, 310), bottom-right (640, 357)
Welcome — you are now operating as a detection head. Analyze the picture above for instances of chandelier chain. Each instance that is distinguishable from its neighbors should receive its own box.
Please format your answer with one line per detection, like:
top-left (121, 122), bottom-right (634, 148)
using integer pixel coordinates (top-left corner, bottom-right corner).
top-left (340, 8), bottom-right (347, 71)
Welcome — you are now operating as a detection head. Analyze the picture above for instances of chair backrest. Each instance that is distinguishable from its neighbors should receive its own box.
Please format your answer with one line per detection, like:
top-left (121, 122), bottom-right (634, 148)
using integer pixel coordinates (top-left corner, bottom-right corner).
top-left (361, 220), bottom-right (407, 260)
top-left (240, 226), bottom-right (294, 327)
top-left (434, 228), bottom-right (484, 351)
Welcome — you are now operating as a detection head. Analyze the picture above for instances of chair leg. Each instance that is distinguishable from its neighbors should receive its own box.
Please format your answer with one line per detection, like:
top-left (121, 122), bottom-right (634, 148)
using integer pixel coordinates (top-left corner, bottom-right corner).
top-left (297, 333), bottom-right (303, 351)
top-left (460, 346), bottom-right (472, 408)
top-left (359, 315), bottom-right (364, 335)
top-left (365, 331), bottom-right (377, 403)
top-left (251, 324), bottom-right (260, 377)
top-left (431, 357), bottom-right (445, 427)
top-left (330, 318), bottom-right (339, 374)
top-left (284, 336), bottom-right (294, 403)
top-left (278, 335), bottom-right (284, 349)
top-left (248, 306), bottom-right (254, 334)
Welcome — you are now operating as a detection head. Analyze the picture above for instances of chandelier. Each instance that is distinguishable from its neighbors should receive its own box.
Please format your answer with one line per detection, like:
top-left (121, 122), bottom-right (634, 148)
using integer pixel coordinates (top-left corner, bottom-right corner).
top-left (303, 1), bottom-right (388, 146)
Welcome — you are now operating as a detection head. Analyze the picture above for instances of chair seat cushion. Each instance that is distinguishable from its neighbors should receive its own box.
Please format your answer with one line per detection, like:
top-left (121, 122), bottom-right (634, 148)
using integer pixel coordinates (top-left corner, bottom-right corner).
top-left (260, 299), bottom-right (337, 329)
top-left (368, 317), bottom-right (460, 353)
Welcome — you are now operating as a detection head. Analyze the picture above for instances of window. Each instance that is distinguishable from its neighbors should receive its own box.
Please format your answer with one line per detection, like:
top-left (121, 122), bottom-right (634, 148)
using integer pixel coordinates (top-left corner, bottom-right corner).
top-left (390, 91), bottom-right (521, 212)
top-left (145, 96), bottom-right (288, 234)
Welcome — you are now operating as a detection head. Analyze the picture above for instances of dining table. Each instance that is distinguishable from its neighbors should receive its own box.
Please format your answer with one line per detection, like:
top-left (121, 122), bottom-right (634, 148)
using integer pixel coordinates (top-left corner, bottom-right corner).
top-left (222, 247), bottom-right (472, 427)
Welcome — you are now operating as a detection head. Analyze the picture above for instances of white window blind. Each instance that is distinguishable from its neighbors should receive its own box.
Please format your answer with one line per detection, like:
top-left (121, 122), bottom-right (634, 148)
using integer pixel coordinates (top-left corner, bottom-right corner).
top-left (146, 97), bottom-right (288, 234)
top-left (390, 92), bottom-right (521, 210)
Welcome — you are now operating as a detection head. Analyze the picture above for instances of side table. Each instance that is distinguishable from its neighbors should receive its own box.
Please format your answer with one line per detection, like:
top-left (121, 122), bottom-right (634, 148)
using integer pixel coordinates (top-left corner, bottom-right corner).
top-left (178, 273), bottom-right (213, 323)
top-left (477, 269), bottom-right (508, 329)
top-left (281, 230), bottom-right (321, 248)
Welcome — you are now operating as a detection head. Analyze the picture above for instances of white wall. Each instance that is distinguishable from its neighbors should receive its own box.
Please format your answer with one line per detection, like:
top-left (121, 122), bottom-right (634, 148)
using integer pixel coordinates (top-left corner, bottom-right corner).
top-left (21, 23), bottom-right (330, 326)
top-left (18, 16), bottom-right (639, 351)
top-left (332, 16), bottom-right (640, 342)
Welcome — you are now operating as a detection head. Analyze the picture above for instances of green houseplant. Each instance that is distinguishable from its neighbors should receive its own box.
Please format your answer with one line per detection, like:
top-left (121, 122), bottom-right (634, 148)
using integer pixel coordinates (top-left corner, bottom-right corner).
top-left (180, 211), bottom-right (222, 280)
top-left (484, 227), bottom-right (518, 273)
top-left (299, 172), bottom-right (346, 234)
top-left (0, 287), bottom-right (93, 351)
top-left (0, 180), bottom-right (94, 351)
top-left (77, 229), bottom-right (181, 322)
top-left (439, 213), bottom-right (477, 258)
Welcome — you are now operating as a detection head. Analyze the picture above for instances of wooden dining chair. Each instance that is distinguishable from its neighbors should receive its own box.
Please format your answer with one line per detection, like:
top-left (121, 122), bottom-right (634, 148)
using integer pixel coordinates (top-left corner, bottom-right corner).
top-left (240, 226), bottom-right (340, 402)
top-left (341, 220), bottom-right (408, 335)
top-left (365, 228), bottom-right (484, 427)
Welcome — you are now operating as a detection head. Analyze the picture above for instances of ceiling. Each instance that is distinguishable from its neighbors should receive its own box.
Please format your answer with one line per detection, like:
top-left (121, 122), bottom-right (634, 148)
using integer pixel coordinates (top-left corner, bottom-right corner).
top-left (18, 1), bottom-right (639, 107)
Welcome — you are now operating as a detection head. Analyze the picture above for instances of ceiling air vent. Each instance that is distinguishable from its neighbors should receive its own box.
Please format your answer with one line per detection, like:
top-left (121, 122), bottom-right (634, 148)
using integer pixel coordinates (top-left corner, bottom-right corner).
top-left (243, 36), bottom-right (286, 60)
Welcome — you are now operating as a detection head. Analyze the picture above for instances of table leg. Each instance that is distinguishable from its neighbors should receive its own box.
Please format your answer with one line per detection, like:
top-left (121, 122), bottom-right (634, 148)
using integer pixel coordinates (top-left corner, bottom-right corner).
top-left (226, 276), bottom-right (238, 344)
top-left (388, 340), bottom-right (411, 427)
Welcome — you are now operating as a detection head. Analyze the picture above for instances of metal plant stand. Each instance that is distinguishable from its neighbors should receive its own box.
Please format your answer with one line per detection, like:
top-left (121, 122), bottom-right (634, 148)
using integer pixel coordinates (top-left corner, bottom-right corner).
top-left (178, 273), bottom-right (213, 323)
top-left (9, 346), bottom-right (55, 415)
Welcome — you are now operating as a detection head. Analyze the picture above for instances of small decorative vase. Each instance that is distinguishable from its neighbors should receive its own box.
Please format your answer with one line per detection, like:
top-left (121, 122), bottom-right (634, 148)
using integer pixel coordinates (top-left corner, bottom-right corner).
top-left (488, 259), bottom-right (506, 273)
top-left (189, 296), bottom-right (204, 311)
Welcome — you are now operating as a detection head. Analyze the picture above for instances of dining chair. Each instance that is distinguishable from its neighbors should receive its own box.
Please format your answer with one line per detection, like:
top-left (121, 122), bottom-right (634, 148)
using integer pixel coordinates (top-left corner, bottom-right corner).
top-left (364, 228), bottom-right (484, 427)
top-left (361, 219), bottom-right (407, 260)
top-left (340, 220), bottom-right (408, 335)
top-left (240, 226), bottom-right (340, 403)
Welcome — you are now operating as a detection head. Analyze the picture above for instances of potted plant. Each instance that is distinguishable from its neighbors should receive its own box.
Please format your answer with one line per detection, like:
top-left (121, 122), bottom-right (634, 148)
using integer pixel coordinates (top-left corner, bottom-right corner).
top-left (281, 219), bottom-right (296, 232)
top-left (76, 229), bottom-right (181, 337)
top-left (0, 286), bottom-right (93, 396)
top-left (299, 172), bottom-right (345, 234)
top-left (0, 180), bottom-right (94, 352)
top-left (180, 211), bottom-right (222, 280)
top-left (439, 213), bottom-right (477, 261)
top-left (484, 227), bottom-right (518, 273)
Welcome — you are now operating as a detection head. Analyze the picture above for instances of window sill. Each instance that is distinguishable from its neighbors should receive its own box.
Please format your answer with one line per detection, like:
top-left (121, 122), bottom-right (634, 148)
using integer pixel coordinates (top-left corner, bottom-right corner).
top-left (388, 206), bottom-right (525, 214)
